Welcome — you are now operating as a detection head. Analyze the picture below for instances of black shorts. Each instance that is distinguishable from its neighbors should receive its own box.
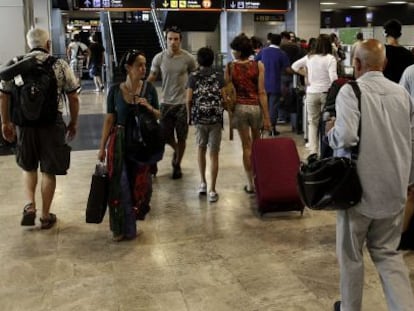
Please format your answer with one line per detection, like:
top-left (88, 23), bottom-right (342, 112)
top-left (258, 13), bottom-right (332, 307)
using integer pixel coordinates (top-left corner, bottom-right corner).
top-left (89, 64), bottom-right (101, 77)
top-left (15, 115), bottom-right (71, 175)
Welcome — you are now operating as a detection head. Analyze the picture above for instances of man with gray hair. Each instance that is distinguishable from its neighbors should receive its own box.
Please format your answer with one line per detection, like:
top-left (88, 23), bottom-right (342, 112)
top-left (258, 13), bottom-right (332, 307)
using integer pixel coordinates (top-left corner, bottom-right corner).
top-left (327, 39), bottom-right (414, 311)
top-left (0, 28), bottom-right (80, 229)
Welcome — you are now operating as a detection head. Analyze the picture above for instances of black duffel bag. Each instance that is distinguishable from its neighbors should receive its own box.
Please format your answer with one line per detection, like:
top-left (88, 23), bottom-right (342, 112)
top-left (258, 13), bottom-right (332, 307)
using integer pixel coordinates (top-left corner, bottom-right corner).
top-left (297, 155), bottom-right (362, 210)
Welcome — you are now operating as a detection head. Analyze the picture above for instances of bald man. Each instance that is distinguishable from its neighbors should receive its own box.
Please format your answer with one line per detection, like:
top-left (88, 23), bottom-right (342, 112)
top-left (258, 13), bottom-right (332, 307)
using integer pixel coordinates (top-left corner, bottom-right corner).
top-left (328, 39), bottom-right (414, 311)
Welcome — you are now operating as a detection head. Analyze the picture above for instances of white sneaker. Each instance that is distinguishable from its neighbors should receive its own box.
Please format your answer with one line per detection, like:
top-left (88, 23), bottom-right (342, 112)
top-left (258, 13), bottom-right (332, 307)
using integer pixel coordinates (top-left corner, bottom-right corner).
top-left (208, 191), bottom-right (218, 202)
top-left (198, 183), bottom-right (207, 195)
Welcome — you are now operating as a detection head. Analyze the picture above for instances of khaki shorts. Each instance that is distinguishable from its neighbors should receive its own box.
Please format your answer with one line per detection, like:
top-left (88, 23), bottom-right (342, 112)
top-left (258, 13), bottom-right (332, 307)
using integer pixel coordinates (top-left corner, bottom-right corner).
top-left (195, 123), bottom-right (222, 153)
top-left (231, 104), bottom-right (263, 130)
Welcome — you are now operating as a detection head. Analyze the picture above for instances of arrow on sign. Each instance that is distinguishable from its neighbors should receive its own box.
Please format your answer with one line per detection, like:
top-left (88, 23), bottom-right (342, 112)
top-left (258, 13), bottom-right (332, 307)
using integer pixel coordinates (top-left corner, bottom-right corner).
top-left (163, 0), bottom-right (169, 8)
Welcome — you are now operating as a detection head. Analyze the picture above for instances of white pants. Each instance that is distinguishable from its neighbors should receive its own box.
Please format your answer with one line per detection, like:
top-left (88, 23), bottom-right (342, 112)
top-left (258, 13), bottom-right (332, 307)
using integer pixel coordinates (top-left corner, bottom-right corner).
top-left (336, 208), bottom-right (414, 311)
top-left (305, 92), bottom-right (327, 155)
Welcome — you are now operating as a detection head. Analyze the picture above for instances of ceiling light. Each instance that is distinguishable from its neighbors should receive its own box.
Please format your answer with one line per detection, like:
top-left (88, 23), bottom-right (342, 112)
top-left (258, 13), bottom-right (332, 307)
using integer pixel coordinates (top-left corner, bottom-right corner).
top-left (321, 2), bottom-right (337, 5)
top-left (351, 5), bottom-right (366, 8)
top-left (387, 1), bottom-right (407, 4)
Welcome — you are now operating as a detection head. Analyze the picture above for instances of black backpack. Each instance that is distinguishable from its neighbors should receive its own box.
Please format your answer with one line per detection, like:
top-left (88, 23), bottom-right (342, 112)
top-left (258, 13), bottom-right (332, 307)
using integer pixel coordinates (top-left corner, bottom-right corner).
top-left (122, 82), bottom-right (165, 163)
top-left (323, 77), bottom-right (353, 117)
top-left (191, 70), bottom-right (223, 125)
top-left (320, 79), bottom-right (358, 159)
top-left (0, 55), bottom-right (59, 127)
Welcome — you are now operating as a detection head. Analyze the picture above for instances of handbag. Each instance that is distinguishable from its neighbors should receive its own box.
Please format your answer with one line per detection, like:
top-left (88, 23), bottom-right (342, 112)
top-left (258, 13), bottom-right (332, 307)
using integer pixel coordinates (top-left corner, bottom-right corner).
top-left (297, 81), bottom-right (362, 210)
top-left (86, 163), bottom-right (108, 223)
top-left (297, 155), bottom-right (362, 210)
top-left (124, 81), bottom-right (165, 163)
top-left (222, 62), bottom-right (236, 112)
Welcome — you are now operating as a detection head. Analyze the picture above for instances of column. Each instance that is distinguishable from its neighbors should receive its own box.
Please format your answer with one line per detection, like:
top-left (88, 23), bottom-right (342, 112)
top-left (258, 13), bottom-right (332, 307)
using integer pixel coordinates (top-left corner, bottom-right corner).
top-left (286, 0), bottom-right (321, 40)
top-left (220, 11), bottom-right (242, 65)
top-left (0, 0), bottom-right (26, 63)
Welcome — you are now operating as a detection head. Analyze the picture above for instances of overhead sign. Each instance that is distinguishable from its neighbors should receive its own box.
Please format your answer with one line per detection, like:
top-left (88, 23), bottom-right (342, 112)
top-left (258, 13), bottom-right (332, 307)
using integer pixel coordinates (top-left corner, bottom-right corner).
top-left (225, 0), bottom-right (288, 12)
top-left (254, 14), bottom-right (285, 22)
top-left (78, 0), bottom-right (152, 10)
top-left (155, 0), bottom-right (222, 11)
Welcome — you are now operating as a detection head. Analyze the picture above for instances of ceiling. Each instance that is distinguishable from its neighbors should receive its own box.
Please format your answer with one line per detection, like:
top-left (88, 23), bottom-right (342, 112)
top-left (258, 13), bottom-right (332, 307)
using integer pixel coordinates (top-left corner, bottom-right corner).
top-left (320, 0), bottom-right (414, 10)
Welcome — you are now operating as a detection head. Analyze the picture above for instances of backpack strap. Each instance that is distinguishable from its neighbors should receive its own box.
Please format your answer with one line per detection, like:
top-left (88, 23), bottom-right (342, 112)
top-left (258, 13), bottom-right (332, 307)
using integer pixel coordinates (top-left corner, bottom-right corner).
top-left (348, 81), bottom-right (361, 160)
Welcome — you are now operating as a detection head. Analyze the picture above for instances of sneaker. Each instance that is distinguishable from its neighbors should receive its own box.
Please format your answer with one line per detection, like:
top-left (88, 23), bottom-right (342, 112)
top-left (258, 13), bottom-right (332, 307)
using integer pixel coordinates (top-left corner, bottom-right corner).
top-left (333, 301), bottom-right (341, 311)
top-left (198, 183), bottom-right (207, 195)
top-left (208, 191), bottom-right (219, 202)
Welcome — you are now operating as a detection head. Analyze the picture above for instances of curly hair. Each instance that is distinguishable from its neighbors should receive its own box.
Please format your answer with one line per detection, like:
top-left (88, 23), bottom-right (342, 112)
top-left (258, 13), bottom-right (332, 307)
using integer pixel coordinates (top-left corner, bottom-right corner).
top-left (230, 33), bottom-right (254, 59)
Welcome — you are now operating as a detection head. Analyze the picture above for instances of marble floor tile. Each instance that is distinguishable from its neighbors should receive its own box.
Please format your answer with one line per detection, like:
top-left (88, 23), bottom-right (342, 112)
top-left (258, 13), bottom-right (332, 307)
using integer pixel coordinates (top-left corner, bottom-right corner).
top-left (0, 86), bottom-right (413, 311)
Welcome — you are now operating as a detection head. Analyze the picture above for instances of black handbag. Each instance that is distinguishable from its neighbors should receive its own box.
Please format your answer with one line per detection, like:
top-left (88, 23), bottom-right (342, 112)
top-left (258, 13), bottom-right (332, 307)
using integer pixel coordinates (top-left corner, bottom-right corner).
top-left (86, 163), bottom-right (108, 223)
top-left (297, 155), bottom-right (362, 210)
top-left (297, 81), bottom-right (362, 210)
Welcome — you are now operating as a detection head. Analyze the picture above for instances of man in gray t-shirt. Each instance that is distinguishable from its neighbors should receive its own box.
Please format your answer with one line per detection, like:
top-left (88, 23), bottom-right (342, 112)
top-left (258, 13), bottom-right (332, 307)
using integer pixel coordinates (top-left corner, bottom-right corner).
top-left (147, 26), bottom-right (196, 179)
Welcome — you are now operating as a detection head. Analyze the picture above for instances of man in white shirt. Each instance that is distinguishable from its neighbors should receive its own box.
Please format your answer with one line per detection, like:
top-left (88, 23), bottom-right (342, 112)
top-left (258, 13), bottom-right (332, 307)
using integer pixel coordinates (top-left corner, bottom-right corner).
top-left (67, 33), bottom-right (88, 87)
top-left (328, 39), bottom-right (414, 311)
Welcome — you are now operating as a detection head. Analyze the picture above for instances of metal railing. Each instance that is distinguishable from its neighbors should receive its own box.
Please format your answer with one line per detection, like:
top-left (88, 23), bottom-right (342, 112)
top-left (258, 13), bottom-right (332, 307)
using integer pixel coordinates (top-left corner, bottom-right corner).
top-left (151, 8), bottom-right (166, 51)
top-left (107, 12), bottom-right (118, 67)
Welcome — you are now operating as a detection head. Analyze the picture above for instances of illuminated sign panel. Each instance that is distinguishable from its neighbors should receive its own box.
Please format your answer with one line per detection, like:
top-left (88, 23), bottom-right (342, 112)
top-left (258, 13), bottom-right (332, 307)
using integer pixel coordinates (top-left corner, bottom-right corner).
top-left (78, 0), bottom-right (152, 10)
top-left (225, 0), bottom-right (288, 12)
top-left (155, 0), bottom-right (222, 11)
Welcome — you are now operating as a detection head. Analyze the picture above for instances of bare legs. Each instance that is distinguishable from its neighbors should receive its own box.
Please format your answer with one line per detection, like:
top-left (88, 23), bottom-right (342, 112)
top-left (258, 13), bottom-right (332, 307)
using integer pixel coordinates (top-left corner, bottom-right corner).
top-left (93, 75), bottom-right (103, 91)
top-left (198, 146), bottom-right (219, 193)
top-left (23, 170), bottom-right (56, 219)
top-left (237, 127), bottom-right (260, 191)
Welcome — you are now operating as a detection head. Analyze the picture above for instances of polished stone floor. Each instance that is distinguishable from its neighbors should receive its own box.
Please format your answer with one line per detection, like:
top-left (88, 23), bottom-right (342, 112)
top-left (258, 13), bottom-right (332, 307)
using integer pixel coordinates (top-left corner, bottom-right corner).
top-left (1, 85), bottom-right (414, 311)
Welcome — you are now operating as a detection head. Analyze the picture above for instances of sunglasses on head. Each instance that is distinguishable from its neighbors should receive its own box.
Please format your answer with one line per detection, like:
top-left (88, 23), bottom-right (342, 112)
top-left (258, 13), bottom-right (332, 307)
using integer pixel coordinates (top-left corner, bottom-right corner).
top-left (125, 49), bottom-right (144, 64)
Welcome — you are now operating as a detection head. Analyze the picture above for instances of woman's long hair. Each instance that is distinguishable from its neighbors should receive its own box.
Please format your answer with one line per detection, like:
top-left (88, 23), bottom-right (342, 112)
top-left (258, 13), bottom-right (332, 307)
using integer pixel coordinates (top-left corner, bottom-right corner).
top-left (309, 34), bottom-right (332, 56)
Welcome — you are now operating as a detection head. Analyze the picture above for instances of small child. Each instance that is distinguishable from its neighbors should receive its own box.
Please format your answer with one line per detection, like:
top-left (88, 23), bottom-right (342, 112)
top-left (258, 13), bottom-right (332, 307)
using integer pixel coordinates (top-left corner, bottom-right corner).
top-left (186, 47), bottom-right (225, 202)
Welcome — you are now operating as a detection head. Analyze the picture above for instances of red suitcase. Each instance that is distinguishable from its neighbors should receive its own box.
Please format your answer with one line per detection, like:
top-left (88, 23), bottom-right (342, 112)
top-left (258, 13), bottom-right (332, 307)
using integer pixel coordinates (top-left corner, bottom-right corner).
top-left (251, 137), bottom-right (304, 215)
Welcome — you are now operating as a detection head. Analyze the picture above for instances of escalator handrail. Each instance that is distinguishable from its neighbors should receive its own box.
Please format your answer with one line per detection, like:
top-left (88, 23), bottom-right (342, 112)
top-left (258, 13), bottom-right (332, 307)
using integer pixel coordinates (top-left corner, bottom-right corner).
top-left (151, 8), bottom-right (166, 51)
top-left (107, 11), bottom-right (118, 67)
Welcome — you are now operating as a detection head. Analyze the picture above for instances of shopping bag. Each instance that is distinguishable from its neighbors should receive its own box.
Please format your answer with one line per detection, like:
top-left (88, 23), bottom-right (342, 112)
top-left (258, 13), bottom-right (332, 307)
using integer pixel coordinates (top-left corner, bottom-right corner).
top-left (86, 163), bottom-right (108, 223)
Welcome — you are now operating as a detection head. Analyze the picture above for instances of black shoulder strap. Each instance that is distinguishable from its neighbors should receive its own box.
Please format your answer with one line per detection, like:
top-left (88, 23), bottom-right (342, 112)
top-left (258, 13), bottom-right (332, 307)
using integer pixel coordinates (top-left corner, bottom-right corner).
top-left (348, 81), bottom-right (362, 159)
top-left (140, 80), bottom-right (147, 97)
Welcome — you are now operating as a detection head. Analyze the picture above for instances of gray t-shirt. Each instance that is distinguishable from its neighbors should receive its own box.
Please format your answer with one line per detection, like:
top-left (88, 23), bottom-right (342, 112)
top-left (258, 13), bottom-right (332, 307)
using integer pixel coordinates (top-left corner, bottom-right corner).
top-left (150, 49), bottom-right (196, 105)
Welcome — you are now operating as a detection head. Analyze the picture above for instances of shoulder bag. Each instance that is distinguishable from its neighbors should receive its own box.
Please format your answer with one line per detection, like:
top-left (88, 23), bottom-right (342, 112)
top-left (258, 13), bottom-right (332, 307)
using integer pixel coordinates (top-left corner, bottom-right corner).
top-left (297, 82), bottom-right (363, 210)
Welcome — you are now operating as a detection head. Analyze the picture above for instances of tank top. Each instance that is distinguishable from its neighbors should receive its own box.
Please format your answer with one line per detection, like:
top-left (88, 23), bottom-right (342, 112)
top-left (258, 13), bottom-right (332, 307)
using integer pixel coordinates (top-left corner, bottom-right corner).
top-left (232, 60), bottom-right (259, 106)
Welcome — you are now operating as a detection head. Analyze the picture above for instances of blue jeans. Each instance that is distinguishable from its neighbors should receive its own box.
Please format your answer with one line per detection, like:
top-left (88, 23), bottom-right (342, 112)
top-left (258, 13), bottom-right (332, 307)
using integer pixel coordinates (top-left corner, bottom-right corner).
top-left (267, 93), bottom-right (281, 126)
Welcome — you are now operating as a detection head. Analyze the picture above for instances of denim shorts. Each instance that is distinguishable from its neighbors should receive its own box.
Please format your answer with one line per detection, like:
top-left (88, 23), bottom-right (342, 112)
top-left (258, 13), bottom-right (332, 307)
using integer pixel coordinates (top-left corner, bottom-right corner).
top-left (160, 103), bottom-right (188, 143)
top-left (231, 104), bottom-right (263, 130)
top-left (195, 123), bottom-right (222, 153)
top-left (15, 115), bottom-right (71, 175)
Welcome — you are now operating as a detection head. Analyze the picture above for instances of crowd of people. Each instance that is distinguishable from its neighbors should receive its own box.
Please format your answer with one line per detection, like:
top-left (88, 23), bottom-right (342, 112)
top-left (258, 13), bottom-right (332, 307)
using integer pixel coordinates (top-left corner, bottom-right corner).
top-left (2, 19), bottom-right (414, 310)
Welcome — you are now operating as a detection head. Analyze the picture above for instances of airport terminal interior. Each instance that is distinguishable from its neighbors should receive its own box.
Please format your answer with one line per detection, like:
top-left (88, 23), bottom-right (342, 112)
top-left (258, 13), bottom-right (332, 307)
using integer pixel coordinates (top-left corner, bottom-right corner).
top-left (2, 0), bottom-right (414, 310)
top-left (2, 84), bottom-right (414, 311)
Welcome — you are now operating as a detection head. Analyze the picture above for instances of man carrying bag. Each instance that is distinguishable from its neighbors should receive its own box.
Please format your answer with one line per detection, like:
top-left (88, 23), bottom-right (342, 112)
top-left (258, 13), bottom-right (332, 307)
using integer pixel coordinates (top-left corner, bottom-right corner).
top-left (327, 39), bottom-right (414, 311)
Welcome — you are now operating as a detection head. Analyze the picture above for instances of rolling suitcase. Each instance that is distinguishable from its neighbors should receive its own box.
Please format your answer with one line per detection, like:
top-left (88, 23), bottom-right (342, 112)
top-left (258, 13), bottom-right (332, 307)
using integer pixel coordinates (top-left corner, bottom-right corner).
top-left (251, 137), bottom-right (305, 216)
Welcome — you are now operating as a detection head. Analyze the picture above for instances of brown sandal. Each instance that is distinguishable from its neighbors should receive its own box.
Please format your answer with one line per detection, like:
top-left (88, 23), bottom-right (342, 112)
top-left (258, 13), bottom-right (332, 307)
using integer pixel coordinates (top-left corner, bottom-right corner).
top-left (40, 213), bottom-right (57, 230)
top-left (21, 203), bottom-right (36, 226)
